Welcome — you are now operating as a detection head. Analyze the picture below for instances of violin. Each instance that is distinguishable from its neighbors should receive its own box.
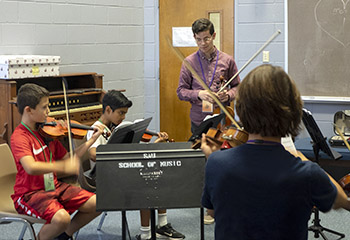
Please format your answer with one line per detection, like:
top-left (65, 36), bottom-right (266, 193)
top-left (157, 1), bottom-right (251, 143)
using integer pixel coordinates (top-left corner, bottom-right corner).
top-left (169, 31), bottom-right (281, 151)
top-left (213, 106), bottom-right (235, 130)
top-left (334, 125), bottom-right (350, 195)
top-left (169, 39), bottom-right (248, 150)
top-left (338, 174), bottom-right (350, 195)
top-left (38, 117), bottom-right (95, 140)
top-left (205, 126), bottom-right (249, 149)
top-left (212, 76), bottom-right (236, 130)
top-left (141, 129), bottom-right (174, 143)
top-left (141, 129), bottom-right (158, 142)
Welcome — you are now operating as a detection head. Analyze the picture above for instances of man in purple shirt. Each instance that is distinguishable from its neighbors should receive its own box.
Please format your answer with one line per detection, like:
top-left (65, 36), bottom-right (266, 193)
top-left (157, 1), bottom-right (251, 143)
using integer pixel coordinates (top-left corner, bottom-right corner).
top-left (177, 18), bottom-right (240, 133)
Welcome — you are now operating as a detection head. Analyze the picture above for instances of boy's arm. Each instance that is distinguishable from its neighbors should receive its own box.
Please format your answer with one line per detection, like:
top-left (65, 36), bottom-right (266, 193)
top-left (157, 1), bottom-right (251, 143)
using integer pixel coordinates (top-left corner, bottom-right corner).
top-left (88, 147), bottom-right (97, 162)
top-left (282, 137), bottom-right (350, 210)
top-left (20, 126), bottom-right (104, 176)
top-left (20, 154), bottom-right (79, 176)
top-left (292, 151), bottom-right (350, 210)
top-left (72, 125), bottom-right (104, 159)
top-left (293, 150), bottom-right (350, 210)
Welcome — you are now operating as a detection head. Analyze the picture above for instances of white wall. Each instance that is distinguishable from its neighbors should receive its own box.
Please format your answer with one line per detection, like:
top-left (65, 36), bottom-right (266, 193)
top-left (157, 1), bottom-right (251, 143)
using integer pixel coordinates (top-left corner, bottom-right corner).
top-left (3, 0), bottom-right (346, 138)
top-left (143, 0), bottom-right (159, 130)
top-left (235, 0), bottom-right (285, 79)
top-left (0, 0), bottom-right (145, 122)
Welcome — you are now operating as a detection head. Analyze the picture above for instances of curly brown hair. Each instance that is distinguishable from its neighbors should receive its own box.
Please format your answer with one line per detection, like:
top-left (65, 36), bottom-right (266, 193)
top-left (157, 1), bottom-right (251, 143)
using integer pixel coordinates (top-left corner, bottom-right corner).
top-left (236, 64), bottom-right (303, 137)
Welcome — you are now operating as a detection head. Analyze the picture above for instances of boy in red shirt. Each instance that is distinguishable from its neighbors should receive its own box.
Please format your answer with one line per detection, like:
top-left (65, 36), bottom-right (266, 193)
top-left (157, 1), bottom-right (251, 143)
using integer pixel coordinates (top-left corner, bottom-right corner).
top-left (10, 83), bottom-right (103, 240)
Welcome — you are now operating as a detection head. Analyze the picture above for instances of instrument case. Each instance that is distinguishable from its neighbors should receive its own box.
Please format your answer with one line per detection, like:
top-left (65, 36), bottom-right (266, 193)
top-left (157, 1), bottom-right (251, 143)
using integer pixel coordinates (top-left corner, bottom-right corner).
top-left (329, 110), bottom-right (350, 146)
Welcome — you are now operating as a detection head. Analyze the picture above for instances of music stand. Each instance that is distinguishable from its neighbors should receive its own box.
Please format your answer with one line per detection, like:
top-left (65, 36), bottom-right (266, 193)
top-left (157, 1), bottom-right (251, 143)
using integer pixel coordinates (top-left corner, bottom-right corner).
top-left (96, 142), bottom-right (206, 240)
top-left (89, 118), bottom-right (153, 180)
top-left (108, 117), bottom-right (152, 144)
top-left (96, 117), bottom-right (152, 240)
top-left (188, 113), bottom-right (225, 142)
top-left (302, 108), bottom-right (345, 240)
top-left (302, 109), bottom-right (342, 161)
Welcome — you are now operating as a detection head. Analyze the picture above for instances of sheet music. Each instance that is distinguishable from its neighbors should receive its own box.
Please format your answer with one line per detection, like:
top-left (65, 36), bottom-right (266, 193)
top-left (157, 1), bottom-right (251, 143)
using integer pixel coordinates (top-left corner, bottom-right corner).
top-left (202, 114), bottom-right (220, 122)
top-left (112, 119), bottom-right (145, 132)
top-left (107, 117), bottom-right (152, 144)
top-left (281, 135), bottom-right (297, 155)
top-left (113, 121), bottom-right (134, 132)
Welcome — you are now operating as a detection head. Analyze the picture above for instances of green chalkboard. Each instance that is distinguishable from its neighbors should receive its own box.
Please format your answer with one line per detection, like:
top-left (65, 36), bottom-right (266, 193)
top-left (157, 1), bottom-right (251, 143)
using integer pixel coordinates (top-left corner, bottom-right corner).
top-left (288, 0), bottom-right (350, 97)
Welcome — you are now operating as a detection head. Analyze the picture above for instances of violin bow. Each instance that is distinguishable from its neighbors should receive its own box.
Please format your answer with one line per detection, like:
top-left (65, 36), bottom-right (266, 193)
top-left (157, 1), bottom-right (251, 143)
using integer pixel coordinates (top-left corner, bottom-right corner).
top-left (218, 30), bottom-right (281, 93)
top-left (333, 124), bottom-right (350, 151)
top-left (62, 78), bottom-right (74, 163)
top-left (167, 37), bottom-right (241, 130)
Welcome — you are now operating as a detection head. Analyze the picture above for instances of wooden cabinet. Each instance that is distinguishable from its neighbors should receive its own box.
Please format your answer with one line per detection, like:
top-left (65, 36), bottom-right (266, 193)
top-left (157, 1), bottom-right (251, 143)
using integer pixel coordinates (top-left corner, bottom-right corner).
top-left (0, 72), bottom-right (104, 144)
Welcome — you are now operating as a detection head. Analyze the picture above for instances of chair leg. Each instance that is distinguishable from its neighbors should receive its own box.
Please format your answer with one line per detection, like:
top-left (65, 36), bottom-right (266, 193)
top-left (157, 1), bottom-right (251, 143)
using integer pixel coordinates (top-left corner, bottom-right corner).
top-left (0, 217), bottom-right (37, 240)
top-left (26, 223), bottom-right (37, 240)
top-left (74, 229), bottom-right (79, 239)
top-left (18, 224), bottom-right (27, 240)
top-left (97, 212), bottom-right (107, 231)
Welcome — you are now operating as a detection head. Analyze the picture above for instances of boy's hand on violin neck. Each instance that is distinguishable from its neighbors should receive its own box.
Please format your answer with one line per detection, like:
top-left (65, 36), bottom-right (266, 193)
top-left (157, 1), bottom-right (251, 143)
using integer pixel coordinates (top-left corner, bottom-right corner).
top-left (154, 132), bottom-right (168, 143)
top-left (91, 124), bottom-right (105, 140)
top-left (57, 119), bottom-right (67, 128)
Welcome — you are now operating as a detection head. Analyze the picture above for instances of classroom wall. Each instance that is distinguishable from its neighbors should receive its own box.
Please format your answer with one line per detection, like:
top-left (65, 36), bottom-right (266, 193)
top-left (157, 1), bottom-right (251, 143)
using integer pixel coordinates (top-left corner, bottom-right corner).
top-left (0, 0), bottom-right (147, 124)
top-left (234, 0), bottom-right (349, 140)
top-left (143, 0), bottom-right (159, 130)
top-left (2, 0), bottom-right (347, 138)
top-left (235, 0), bottom-right (285, 76)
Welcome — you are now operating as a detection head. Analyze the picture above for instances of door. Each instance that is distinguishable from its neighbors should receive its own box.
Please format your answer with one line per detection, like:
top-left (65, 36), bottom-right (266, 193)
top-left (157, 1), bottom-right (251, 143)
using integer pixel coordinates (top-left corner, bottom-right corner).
top-left (159, 0), bottom-right (235, 141)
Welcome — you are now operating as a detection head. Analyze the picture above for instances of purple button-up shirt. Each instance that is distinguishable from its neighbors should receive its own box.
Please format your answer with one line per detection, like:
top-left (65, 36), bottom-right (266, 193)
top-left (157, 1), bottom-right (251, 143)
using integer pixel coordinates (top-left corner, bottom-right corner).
top-left (177, 47), bottom-right (240, 126)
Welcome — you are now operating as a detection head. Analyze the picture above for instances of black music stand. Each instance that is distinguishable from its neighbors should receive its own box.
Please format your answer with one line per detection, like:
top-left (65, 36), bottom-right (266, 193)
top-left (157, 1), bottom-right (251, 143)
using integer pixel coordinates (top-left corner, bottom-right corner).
top-left (108, 117), bottom-right (152, 144)
top-left (96, 117), bottom-right (152, 240)
top-left (96, 142), bottom-right (206, 240)
top-left (187, 113), bottom-right (225, 231)
top-left (302, 109), bottom-right (345, 240)
top-left (188, 113), bottom-right (225, 142)
top-left (302, 109), bottom-right (342, 162)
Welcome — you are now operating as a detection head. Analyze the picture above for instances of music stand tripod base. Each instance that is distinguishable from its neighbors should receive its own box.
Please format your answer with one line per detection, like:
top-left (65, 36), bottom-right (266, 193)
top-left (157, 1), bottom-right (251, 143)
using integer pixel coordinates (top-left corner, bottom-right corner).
top-left (302, 109), bottom-right (344, 239)
top-left (308, 207), bottom-right (344, 240)
top-left (308, 143), bottom-right (345, 240)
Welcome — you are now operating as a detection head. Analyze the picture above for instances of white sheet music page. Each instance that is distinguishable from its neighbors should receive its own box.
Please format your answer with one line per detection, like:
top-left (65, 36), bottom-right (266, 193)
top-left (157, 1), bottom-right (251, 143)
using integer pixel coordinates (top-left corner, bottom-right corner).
top-left (281, 135), bottom-right (297, 155)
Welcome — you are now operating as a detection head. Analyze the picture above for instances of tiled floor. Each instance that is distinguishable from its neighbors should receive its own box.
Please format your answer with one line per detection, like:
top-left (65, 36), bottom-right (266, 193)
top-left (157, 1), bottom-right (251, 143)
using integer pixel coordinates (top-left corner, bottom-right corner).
top-left (1, 207), bottom-right (349, 239)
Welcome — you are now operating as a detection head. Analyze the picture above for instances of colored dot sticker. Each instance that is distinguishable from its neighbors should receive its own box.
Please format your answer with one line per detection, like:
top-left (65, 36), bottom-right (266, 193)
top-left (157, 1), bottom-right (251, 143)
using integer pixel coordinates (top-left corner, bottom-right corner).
top-left (32, 66), bottom-right (40, 76)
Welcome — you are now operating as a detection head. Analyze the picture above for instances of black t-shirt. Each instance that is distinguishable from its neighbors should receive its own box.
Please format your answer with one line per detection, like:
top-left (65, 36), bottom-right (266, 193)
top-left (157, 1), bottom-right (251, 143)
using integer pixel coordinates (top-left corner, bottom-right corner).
top-left (202, 143), bottom-right (337, 240)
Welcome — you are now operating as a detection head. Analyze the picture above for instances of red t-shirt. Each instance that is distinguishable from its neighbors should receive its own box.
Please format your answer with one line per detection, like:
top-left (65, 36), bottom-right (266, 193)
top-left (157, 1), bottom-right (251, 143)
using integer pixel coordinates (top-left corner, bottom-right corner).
top-left (10, 124), bottom-right (67, 201)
